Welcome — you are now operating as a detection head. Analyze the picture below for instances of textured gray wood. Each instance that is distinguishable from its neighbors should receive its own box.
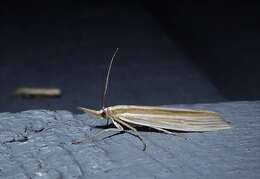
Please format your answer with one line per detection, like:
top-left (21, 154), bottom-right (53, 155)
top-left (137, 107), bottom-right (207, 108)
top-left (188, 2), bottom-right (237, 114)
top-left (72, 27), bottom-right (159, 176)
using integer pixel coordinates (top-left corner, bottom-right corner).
top-left (0, 101), bottom-right (259, 179)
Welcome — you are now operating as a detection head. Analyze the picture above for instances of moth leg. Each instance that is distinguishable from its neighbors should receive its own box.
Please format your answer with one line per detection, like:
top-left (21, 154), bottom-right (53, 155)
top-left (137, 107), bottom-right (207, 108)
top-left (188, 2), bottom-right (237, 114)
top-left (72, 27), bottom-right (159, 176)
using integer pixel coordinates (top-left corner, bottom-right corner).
top-left (72, 118), bottom-right (126, 144)
top-left (94, 128), bottom-right (123, 138)
top-left (72, 127), bottom-right (122, 144)
top-left (89, 119), bottom-right (125, 140)
top-left (111, 119), bottom-right (124, 130)
top-left (72, 118), bottom-right (123, 144)
top-left (151, 127), bottom-right (175, 134)
top-left (115, 118), bottom-right (146, 151)
top-left (92, 119), bottom-right (146, 151)
top-left (151, 127), bottom-right (187, 140)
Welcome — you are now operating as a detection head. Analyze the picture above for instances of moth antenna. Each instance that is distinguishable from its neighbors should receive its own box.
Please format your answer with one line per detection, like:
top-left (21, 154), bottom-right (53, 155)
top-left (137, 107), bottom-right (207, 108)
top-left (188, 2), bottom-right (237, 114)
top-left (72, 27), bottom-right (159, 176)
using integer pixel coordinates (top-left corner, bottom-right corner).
top-left (102, 48), bottom-right (119, 109)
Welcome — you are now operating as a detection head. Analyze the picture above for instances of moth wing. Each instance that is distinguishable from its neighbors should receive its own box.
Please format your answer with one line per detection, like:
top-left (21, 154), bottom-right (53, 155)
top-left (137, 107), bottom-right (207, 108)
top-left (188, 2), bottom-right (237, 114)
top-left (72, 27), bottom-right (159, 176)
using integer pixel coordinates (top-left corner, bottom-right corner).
top-left (109, 105), bottom-right (232, 132)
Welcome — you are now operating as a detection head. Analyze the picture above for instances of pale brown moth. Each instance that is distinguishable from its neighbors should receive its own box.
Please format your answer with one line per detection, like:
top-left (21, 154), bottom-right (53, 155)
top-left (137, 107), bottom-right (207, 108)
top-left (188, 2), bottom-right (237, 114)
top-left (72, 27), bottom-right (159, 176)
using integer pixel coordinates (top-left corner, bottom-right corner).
top-left (75, 48), bottom-right (232, 150)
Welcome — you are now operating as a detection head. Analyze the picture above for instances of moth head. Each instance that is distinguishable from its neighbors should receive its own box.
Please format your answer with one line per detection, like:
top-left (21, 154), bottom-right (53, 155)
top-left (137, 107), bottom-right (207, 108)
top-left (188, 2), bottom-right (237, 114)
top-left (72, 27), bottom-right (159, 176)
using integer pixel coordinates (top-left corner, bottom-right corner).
top-left (78, 107), bottom-right (107, 119)
top-left (78, 48), bottom-right (118, 120)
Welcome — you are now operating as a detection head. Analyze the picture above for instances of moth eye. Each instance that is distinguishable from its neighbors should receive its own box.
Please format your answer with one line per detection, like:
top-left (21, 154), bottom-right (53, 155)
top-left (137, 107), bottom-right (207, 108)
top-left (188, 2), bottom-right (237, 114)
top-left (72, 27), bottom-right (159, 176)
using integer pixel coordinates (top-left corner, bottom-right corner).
top-left (101, 110), bottom-right (106, 118)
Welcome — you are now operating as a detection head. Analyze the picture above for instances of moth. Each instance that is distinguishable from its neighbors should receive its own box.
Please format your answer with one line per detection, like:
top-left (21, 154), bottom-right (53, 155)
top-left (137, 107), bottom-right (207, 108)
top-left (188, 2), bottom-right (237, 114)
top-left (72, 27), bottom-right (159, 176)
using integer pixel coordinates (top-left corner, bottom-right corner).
top-left (14, 87), bottom-right (61, 98)
top-left (76, 48), bottom-right (232, 150)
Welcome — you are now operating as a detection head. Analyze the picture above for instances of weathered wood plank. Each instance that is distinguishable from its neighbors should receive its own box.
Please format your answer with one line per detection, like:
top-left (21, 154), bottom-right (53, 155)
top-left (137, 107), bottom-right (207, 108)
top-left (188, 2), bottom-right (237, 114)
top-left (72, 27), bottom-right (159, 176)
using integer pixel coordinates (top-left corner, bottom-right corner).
top-left (0, 101), bottom-right (259, 178)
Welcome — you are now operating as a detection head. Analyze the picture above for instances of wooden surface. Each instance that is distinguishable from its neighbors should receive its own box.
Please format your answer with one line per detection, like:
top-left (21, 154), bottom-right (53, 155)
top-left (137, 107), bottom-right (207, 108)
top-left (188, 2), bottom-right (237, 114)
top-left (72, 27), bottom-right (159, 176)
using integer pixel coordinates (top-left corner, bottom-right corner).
top-left (0, 101), bottom-right (259, 178)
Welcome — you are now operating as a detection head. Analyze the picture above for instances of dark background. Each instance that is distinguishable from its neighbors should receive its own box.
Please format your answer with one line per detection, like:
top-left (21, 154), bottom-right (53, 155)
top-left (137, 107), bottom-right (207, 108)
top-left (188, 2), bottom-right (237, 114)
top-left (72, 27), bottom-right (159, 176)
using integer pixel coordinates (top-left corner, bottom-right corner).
top-left (0, 0), bottom-right (259, 113)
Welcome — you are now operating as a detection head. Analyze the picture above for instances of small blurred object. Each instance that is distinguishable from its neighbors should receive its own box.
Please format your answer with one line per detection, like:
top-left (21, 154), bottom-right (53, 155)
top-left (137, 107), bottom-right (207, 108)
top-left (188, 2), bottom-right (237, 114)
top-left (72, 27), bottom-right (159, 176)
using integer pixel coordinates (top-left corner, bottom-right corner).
top-left (13, 87), bottom-right (62, 98)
